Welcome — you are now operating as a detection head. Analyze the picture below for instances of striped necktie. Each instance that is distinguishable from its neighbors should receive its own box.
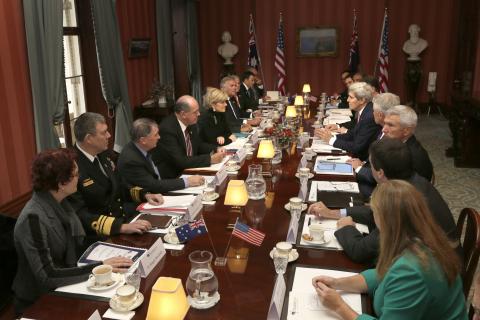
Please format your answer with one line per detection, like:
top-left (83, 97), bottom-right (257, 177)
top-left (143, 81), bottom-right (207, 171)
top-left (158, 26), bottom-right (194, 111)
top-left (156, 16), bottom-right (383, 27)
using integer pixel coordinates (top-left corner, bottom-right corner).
top-left (185, 129), bottom-right (193, 156)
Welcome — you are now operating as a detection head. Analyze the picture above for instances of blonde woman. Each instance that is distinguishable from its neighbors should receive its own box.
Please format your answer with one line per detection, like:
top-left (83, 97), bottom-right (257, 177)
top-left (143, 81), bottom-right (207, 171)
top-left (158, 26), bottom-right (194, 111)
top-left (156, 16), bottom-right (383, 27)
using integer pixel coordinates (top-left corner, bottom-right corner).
top-left (312, 180), bottom-right (466, 320)
top-left (199, 87), bottom-right (236, 146)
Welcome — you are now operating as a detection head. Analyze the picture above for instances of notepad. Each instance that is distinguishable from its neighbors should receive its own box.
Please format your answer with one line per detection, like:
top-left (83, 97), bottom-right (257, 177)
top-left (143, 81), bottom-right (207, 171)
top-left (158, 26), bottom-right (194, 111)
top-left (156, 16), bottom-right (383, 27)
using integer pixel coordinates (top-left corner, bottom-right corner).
top-left (314, 161), bottom-right (353, 175)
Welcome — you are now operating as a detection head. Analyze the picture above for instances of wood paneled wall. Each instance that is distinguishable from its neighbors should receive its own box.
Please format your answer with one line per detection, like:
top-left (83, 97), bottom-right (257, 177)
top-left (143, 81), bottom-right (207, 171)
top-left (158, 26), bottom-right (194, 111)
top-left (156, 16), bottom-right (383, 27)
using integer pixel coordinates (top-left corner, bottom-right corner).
top-left (117, 0), bottom-right (159, 108)
top-left (197, 0), bottom-right (459, 105)
top-left (0, 0), bottom-right (36, 207)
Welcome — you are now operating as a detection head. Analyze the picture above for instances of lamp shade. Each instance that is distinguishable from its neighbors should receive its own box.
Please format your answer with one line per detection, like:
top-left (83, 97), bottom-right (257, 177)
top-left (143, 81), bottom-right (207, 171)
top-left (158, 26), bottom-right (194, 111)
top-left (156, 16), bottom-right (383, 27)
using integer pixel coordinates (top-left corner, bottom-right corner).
top-left (294, 95), bottom-right (304, 106)
top-left (257, 140), bottom-right (275, 159)
top-left (302, 84), bottom-right (311, 93)
top-left (146, 277), bottom-right (189, 320)
top-left (285, 105), bottom-right (297, 118)
top-left (224, 180), bottom-right (249, 206)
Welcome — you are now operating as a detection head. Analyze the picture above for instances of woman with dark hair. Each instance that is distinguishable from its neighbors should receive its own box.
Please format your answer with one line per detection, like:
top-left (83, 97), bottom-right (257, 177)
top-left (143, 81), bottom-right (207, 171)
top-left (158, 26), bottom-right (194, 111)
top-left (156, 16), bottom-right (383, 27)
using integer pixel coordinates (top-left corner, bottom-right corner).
top-left (13, 149), bottom-right (132, 313)
top-left (311, 180), bottom-right (466, 319)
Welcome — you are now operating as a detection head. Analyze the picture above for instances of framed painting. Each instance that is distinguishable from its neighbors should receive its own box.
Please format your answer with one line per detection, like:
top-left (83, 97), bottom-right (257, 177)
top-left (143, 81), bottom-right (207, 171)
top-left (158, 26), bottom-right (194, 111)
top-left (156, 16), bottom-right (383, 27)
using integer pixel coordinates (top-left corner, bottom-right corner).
top-left (297, 27), bottom-right (338, 57)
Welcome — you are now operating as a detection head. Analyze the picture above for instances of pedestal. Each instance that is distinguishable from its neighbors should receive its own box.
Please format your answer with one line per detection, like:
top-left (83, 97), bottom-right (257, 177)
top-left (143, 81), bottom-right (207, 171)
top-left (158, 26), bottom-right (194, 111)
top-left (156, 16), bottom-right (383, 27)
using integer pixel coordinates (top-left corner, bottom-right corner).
top-left (405, 60), bottom-right (422, 111)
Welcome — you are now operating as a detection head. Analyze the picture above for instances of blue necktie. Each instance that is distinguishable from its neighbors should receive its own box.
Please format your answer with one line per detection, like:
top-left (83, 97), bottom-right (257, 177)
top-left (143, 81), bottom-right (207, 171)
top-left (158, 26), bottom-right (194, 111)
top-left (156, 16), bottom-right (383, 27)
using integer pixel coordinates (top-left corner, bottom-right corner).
top-left (147, 154), bottom-right (161, 179)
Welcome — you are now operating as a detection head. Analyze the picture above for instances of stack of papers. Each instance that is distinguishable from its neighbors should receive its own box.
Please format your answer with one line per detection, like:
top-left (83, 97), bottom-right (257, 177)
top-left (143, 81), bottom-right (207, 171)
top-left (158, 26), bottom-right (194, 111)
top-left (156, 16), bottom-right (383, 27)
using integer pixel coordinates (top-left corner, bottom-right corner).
top-left (315, 155), bottom-right (351, 163)
top-left (170, 175), bottom-right (215, 195)
top-left (224, 137), bottom-right (248, 151)
top-left (137, 195), bottom-right (197, 213)
top-left (184, 155), bottom-right (231, 172)
top-left (298, 215), bottom-right (369, 250)
top-left (323, 115), bottom-right (351, 125)
top-left (326, 109), bottom-right (353, 117)
top-left (266, 91), bottom-right (280, 102)
top-left (310, 139), bottom-right (345, 154)
top-left (287, 267), bottom-right (362, 319)
top-left (314, 158), bottom-right (353, 176)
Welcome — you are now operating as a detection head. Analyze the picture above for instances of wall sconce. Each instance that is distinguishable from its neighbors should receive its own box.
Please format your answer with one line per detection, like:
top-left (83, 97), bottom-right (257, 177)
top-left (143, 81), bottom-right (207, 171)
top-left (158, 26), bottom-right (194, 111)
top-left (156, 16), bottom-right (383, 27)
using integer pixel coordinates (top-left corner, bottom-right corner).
top-left (146, 277), bottom-right (189, 320)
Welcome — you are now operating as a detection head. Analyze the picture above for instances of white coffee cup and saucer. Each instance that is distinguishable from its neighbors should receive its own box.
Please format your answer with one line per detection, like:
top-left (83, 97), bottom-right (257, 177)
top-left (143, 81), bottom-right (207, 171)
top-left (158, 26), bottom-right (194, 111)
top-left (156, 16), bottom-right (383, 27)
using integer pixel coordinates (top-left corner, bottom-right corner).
top-left (302, 224), bottom-right (329, 245)
top-left (202, 186), bottom-right (219, 202)
top-left (284, 197), bottom-right (307, 212)
top-left (109, 284), bottom-right (144, 312)
top-left (269, 242), bottom-right (299, 262)
top-left (295, 167), bottom-right (314, 179)
top-left (86, 265), bottom-right (123, 291)
top-left (225, 160), bottom-right (240, 173)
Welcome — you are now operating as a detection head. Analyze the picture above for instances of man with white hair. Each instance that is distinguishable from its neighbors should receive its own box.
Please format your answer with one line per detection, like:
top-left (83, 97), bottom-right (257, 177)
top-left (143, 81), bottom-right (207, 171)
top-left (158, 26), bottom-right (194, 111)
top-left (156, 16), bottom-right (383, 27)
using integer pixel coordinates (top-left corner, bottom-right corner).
top-left (316, 82), bottom-right (381, 160)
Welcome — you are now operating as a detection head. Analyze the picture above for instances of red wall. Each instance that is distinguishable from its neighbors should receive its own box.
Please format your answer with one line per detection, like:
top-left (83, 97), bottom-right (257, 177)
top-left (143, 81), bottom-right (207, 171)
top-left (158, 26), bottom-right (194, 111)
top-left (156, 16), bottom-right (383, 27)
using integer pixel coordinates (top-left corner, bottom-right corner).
top-left (0, 0), bottom-right (36, 206)
top-left (117, 0), bottom-right (159, 108)
top-left (198, 0), bottom-right (458, 104)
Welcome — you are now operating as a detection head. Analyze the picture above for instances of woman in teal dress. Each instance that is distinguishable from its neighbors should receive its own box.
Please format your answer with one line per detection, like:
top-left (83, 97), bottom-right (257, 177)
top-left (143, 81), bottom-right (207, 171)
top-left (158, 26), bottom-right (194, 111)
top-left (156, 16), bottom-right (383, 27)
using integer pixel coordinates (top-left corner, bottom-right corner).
top-left (312, 180), bottom-right (467, 319)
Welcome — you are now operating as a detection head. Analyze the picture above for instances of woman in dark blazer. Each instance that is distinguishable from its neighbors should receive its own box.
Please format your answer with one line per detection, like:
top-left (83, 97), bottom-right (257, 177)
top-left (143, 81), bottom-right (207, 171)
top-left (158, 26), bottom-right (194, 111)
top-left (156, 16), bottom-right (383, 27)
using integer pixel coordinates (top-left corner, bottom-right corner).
top-left (311, 180), bottom-right (466, 320)
top-left (198, 87), bottom-right (237, 146)
top-left (13, 149), bottom-right (132, 313)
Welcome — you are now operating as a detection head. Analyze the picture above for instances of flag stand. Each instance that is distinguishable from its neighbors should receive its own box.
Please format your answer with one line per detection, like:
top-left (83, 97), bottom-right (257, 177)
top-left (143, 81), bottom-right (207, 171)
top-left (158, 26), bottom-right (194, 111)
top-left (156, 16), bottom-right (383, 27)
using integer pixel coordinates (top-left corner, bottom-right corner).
top-left (214, 224), bottom-right (236, 267)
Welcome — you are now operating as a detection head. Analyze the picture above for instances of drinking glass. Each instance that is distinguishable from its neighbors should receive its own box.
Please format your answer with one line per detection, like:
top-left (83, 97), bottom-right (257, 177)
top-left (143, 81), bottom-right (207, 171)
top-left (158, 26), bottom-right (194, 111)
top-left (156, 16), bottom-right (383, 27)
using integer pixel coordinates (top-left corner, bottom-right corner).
top-left (273, 250), bottom-right (289, 275)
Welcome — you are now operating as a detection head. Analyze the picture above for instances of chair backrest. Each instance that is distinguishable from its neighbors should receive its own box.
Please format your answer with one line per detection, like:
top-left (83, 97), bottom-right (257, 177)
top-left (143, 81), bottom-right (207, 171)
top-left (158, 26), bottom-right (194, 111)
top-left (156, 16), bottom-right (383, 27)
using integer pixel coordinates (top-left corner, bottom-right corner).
top-left (456, 207), bottom-right (480, 297)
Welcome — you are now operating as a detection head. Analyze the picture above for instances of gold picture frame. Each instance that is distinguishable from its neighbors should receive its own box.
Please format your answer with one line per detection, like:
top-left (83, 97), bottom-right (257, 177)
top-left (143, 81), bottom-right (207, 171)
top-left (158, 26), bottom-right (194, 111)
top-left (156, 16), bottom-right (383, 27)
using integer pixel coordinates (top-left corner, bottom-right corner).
top-left (297, 27), bottom-right (339, 57)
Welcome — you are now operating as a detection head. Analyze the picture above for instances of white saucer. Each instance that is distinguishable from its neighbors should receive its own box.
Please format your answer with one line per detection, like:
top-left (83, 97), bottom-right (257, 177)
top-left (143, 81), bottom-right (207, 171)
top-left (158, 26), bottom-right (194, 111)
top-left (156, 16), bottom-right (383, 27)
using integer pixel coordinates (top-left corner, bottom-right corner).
top-left (284, 203), bottom-right (308, 212)
top-left (225, 165), bottom-right (241, 172)
top-left (109, 292), bottom-right (144, 312)
top-left (295, 172), bottom-right (314, 179)
top-left (301, 234), bottom-right (329, 246)
top-left (202, 193), bottom-right (219, 202)
top-left (164, 232), bottom-right (184, 245)
top-left (86, 273), bottom-right (123, 291)
top-left (269, 248), bottom-right (299, 262)
top-left (188, 292), bottom-right (220, 309)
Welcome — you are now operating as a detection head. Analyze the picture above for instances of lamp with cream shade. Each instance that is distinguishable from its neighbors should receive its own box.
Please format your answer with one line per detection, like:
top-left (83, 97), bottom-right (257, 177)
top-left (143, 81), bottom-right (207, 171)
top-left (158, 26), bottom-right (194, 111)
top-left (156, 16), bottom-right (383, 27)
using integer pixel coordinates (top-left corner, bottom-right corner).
top-left (294, 95), bottom-right (304, 106)
top-left (257, 139), bottom-right (275, 176)
top-left (302, 84), bottom-right (311, 93)
top-left (224, 180), bottom-right (249, 208)
top-left (302, 84), bottom-right (311, 108)
top-left (146, 277), bottom-right (189, 320)
top-left (285, 105), bottom-right (297, 118)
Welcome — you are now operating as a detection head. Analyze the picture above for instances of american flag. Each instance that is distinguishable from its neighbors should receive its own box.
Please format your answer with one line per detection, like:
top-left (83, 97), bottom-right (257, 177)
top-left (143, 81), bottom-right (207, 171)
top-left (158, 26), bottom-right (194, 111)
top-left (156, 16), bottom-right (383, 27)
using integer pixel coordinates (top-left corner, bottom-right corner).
top-left (348, 9), bottom-right (360, 74)
top-left (274, 13), bottom-right (286, 96)
top-left (377, 9), bottom-right (389, 93)
top-left (247, 14), bottom-right (260, 69)
top-left (232, 220), bottom-right (265, 246)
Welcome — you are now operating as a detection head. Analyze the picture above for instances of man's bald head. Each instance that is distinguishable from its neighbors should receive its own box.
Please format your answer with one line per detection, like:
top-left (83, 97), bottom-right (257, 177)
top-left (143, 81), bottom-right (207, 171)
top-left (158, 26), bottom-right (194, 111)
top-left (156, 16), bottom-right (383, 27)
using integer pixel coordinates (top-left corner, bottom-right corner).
top-left (174, 95), bottom-right (200, 126)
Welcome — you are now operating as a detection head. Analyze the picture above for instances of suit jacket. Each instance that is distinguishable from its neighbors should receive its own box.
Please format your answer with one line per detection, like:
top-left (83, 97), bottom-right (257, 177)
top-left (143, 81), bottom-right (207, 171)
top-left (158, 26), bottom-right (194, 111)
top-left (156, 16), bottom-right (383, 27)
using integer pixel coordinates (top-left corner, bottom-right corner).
top-left (338, 89), bottom-right (349, 109)
top-left (335, 174), bottom-right (460, 264)
top-left (333, 102), bottom-right (381, 161)
top-left (358, 252), bottom-right (466, 320)
top-left (69, 146), bottom-right (140, 236)
top-left (225, 97), bottom-right (250, 133)
top-left (198, 109), bottom-right (233, 146)
top-left (152, 114), bottom-right (217, 178)
top-left (356, 135), bottom-right (434, 197)
top-left (117, 141), bottom-right (186, 193)
top-left (238, 83), bottom-right (259, 111)
top-left (13, 192), bottom-right (99, 311)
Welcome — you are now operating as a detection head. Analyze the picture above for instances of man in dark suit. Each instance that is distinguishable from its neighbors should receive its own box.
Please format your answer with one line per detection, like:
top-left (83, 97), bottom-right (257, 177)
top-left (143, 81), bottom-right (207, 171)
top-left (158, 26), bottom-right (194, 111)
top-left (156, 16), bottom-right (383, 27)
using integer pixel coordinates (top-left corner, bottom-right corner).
top-left (69, 112), bottom-right (160, 236)
top-left (315, 82), bottom-right (381, 160)
top-left (247, 67), bottom-right (265, 100)
top-left (352, 104), bottom-right (433, 197)
top-left (151, 95), bottom-right (225, 178)
top-left (308, 138), bottom-right (460, 265)
top-left (118, 117), bottom-right (205, 192)
top-left (238, 70), bottom-right (259, 111)
top-left (221, 75), bottom-right (261, 133)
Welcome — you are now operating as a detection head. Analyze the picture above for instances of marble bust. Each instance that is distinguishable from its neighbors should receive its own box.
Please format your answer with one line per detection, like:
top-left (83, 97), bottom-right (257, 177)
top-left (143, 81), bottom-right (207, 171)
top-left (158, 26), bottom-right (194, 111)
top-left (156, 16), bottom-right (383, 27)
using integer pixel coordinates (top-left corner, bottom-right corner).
top-left (402, 24), bottom-right (428, 61)
top-left (217, 31), bottom-right (238, 65)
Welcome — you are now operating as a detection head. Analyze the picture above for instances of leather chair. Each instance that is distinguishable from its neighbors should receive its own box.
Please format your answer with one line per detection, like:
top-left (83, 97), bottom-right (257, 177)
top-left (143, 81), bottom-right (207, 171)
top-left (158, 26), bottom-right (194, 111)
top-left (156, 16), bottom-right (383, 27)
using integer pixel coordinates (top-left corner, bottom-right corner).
top-left (0, 214), bottom-right (17, 312)
top-left (456, 207), bottom-right (480, 297)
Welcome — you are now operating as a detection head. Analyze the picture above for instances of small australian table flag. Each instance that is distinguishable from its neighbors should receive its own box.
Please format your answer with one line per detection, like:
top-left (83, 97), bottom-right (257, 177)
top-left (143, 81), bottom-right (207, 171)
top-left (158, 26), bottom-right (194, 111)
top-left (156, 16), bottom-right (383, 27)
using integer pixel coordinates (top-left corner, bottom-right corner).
top-left (175, 218), bottom-right (208, 242)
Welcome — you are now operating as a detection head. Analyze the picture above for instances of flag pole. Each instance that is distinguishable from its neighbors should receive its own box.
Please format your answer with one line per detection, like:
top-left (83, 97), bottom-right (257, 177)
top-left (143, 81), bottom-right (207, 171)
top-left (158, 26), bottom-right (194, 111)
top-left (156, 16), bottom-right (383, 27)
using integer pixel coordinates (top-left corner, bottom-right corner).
top-left (251, 14), bottom-right (267, 91)
top-left (213, 218), bottom-right (237, 266)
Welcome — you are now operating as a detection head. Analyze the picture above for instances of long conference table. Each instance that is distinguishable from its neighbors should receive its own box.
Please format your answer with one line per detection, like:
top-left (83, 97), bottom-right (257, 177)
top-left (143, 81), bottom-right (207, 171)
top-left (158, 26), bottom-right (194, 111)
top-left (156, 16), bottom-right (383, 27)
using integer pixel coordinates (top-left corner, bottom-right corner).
top-left (23, 106), bottom-right (370, 319)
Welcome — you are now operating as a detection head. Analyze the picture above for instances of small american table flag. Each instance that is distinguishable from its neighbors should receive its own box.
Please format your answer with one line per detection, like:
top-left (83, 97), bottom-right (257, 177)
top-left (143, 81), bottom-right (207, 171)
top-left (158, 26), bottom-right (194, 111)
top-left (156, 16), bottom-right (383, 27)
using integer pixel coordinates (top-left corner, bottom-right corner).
top-left (232, 219), bottom-right (265, 246)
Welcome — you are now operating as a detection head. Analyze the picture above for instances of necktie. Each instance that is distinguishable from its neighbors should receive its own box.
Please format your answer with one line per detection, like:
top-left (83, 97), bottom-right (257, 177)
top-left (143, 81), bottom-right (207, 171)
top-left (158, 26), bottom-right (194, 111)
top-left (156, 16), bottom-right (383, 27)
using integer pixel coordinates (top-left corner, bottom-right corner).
top-left (147, 154), bottom-right (161, 179)
top-left (235, 95), bottom-right (242, 110)
top-left (228, 99), bottom-right (238, 119)
top-left (93, 157), bottom-right (107, 177)
top-left (185, 128), bottom-right (193, 156)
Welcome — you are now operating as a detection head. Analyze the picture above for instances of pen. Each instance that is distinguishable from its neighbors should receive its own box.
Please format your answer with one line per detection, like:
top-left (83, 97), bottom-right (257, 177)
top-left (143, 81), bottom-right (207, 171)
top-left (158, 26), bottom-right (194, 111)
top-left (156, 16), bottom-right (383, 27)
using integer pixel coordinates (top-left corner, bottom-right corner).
top-left (326, 157), bottom-right (340, 160)
top-left (308, 217), bottom-right (311, 226)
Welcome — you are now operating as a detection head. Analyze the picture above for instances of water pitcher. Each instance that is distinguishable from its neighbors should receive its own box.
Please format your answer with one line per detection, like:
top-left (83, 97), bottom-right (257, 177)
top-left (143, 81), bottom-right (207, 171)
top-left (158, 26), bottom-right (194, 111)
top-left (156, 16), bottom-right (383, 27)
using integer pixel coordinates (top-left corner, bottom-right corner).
top-left (185, 250), bottom-right (219, 308)
top-left (245, 164), bottom-right (266, 199)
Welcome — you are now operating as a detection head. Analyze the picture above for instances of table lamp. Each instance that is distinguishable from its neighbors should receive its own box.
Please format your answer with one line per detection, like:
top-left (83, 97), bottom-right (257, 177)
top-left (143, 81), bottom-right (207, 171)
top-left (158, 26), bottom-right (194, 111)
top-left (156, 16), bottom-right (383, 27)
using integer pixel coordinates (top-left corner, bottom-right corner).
top-left (285, 105), bottom-right (297, 118)
top-left (224, 180), bottom-right (249, 208)
top-left (302, 84), bottom-right (311, 107)
top-left (294, 95), bottom-right (304, 107)
top-left (146, 277), bottom-right (189, 320)
top-left (257, 139), bottom-right (275, 176)
top-left (302, 84), bottom-right (311, 94)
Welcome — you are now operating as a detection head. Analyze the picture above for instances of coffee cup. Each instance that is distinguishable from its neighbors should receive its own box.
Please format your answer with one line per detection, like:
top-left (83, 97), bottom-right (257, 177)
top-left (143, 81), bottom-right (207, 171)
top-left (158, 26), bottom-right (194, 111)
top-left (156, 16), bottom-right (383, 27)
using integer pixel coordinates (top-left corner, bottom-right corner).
top-left (90, 265), bottom-right (113, 286)
top-left (116, 284), bottom-right (137, 306)
top-left (289, 197), bottom-right (303, 211)
top-left (203, 187), bottom-right (216, 200)
top-left (226, 160), bottom-right (238, 171)
top-left (245, 143), bottom-right (253, 152)
top-left (308, 224), bottom-right (326, 241)
top-left (275, 241), bottom-right (292, 255)
top-left (298, 167), bottom-right (310, 178)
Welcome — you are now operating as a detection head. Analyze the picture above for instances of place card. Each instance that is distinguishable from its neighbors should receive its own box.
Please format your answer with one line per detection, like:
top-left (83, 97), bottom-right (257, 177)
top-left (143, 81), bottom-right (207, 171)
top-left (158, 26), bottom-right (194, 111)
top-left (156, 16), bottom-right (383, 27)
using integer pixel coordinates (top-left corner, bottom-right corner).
top-left (299, 155), bottom-right (308, 168)
top-left (138, 237), bottom-right (166, 278)
top-left (298, 181), bottom-right (308, 202)
top-left (235, 147), bottom-right (247, 162)
top-left (87, 310), bottom-right (102, 320)
top-left (286, 216), bottom-right (299, 244)
top-left (186, 195), bottom-right (202, 221)
top-left (103, 308), bottom-right (135, 320)
top-left (251, 130), bottom-right (259, 145)
top-left (267, 275), bottom-right (286, 320)
top-left (216, 166), bottom-right (227, 186)
top-left (308, 181), bottom-right (318, 202)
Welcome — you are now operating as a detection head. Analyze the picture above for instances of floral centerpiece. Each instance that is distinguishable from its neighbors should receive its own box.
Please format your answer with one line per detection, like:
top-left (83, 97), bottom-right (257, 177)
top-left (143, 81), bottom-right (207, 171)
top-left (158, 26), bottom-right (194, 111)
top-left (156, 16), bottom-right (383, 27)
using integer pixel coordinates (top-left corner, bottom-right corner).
top-left (264, 124), bottom-right (295, 149)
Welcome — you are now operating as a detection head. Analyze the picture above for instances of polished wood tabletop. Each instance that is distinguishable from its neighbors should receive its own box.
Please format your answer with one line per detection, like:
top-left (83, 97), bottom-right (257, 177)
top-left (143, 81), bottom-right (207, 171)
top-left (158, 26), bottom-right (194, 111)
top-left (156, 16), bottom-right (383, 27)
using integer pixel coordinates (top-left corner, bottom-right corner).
top-left (23, 108), bottom-right (369, 320)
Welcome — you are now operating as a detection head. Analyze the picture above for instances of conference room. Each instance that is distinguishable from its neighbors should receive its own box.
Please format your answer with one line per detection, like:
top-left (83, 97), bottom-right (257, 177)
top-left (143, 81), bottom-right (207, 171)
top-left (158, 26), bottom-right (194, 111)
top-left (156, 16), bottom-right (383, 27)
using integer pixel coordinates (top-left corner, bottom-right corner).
top-left (1, 0), bottom-right (480, 319)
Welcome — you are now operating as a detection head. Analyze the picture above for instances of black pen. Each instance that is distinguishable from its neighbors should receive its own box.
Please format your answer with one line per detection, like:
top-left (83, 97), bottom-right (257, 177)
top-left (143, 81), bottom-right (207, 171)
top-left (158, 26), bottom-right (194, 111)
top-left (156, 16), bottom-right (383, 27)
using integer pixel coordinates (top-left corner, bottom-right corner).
top-left (326, 157), bottom-right (340, 160)
top-left (308, 217), bottom-right (311, 226)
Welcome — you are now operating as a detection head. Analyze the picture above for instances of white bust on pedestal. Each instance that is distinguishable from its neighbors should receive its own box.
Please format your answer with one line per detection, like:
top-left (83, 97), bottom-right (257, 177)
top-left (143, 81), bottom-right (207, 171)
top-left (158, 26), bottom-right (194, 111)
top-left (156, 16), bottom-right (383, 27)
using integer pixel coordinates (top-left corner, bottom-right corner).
top-left (402, 24), bottom-right (428, 61)
top-left (217, 31), bottom-right (238, 65)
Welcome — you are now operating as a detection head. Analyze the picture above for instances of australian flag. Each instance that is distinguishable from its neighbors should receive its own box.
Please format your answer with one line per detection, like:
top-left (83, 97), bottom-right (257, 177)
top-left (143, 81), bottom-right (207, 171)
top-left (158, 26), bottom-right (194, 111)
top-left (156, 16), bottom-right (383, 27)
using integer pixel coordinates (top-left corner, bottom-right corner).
top-left (247, 14), bottom-right (260, 69)
top-left (175, 218), bottom-right (208, 242)
top-left (348, 9), bottom-right (360, 74)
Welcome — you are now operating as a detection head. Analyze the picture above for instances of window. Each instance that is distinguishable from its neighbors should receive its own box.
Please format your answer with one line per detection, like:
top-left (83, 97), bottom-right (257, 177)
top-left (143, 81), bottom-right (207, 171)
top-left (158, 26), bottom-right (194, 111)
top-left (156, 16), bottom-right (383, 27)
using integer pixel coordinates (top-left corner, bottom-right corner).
top-left (56, 0), bottom-right (87, 147)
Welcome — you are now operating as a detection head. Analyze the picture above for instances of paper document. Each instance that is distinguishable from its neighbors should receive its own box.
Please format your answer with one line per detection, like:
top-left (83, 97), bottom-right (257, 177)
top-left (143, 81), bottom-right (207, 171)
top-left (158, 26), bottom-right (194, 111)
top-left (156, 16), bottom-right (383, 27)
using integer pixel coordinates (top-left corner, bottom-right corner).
top-left (184, 155), bottom-right (231, 172)
top-left (78, 242), bottom-right (146, 266)
top-left (225, 137), bottom-right (248, 151)
top-left (314, 158), bottom-right (353, 176)
top-left (316, 181), bottom-right (360, 193)
top-left (170, 175), bottom-right (215, 195)
top-left (326, 109), bottom-right (353, 117)
top-left (315, 155), bottom-right (351, 163)
top-left (323, 115), bottom-right (351, 125)
top-left (266, 91), bottom-right (280, 101)
top-left (310, 139), bottom-right (345, 154)
top-left (287, 267), bottom-right (362, 320)
top-left (299, 214), bottom-right (369, 250)
top-left (138, 195), bottom-right (197, 212)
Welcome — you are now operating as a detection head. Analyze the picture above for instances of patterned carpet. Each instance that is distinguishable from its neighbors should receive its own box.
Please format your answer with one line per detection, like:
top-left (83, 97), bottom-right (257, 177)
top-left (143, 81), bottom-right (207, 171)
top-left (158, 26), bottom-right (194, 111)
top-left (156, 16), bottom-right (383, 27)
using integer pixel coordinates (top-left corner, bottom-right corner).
top-left (415, 114), bottom-right (480, 219)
